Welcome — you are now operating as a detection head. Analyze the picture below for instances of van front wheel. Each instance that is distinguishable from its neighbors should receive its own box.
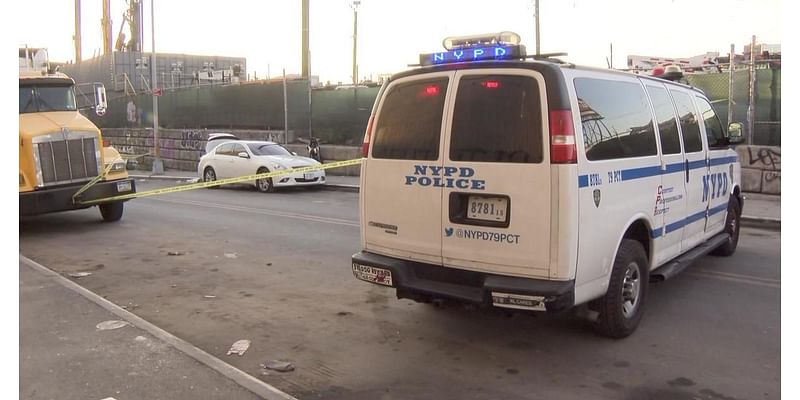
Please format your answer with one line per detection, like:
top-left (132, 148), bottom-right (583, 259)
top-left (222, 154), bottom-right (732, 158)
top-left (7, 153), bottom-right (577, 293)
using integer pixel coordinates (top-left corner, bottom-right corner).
top-left (593, 239), bottom-right (649, 338)
top-left (711, 198), bottom-right (740, 257)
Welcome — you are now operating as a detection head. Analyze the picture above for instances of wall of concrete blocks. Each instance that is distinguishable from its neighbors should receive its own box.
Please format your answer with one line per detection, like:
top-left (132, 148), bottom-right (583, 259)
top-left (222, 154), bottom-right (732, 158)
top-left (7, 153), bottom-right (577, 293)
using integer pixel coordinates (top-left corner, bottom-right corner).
top-left (735, 145), bottom-right (780, 195)
top-left (102, 128), bottom-right (361, 176)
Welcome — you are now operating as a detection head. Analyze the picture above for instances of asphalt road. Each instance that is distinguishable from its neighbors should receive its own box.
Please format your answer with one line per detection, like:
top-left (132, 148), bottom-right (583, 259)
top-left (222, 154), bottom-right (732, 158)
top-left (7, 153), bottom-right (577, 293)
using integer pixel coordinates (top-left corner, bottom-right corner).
top-left (20, 180), bottom-right (781, 400)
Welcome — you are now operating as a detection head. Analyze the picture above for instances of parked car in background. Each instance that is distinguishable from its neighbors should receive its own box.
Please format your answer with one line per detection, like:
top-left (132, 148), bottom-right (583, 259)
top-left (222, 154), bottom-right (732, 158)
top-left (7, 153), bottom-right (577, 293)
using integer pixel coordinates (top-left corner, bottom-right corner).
top-left (204, 132), bottom-right (239, 154)
top-left (198, 141), bottom-right (326, 192)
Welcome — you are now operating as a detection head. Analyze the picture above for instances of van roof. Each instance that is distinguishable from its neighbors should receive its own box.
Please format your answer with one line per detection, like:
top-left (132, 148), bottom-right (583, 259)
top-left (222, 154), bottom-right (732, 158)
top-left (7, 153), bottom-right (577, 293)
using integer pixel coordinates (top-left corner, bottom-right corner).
top-left (388, 59), bottom-right (705, 103)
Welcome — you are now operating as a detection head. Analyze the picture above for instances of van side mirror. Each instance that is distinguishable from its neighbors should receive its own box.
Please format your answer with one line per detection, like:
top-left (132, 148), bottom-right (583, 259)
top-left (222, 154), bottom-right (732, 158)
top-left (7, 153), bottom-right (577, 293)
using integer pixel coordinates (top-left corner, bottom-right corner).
top-left (94, 83), bottom-right (107, 116)
top-left (728, 122), bottom-right (744, 144)
top-left (237, 152), bottom-right (250, 159)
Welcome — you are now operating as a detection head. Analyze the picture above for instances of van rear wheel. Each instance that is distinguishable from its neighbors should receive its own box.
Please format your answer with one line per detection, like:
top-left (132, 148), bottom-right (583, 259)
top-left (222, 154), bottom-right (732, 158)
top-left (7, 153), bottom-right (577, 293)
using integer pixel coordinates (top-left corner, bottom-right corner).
top-left (593, 239), bottom-right (649, 338)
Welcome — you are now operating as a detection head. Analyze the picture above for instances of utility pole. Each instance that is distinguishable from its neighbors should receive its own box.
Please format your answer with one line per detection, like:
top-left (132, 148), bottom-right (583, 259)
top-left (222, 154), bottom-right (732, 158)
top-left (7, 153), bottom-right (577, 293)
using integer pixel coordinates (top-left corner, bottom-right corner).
top-left (351, 1), bottom-right (361, 85)
top-left (150, 0), bottom-right (163, 174)
top-left (74, 0), bottom-right (82, 63)
top-left (728, 43), bottom-right (735, 128)
top-left (301, 0), bottom-right (309, 78)
top-left (747, 35), bottom-right (756, 145)
top-left (534, 0), bottom-right (540, 55)
top-left (101, 0), bottom-right (112, 55)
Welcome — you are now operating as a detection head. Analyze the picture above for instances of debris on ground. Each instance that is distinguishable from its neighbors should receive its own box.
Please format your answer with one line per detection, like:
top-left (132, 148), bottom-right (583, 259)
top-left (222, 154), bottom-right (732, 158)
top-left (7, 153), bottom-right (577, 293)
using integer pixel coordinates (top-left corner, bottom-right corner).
top-left (227, 339), bottom-right (251, 356)
top-left (170, 284), bottom-right (177, 288)
top-left (224, 253), bottom-right (238, 259)
top-left (203, 295), bottom-right (217, 299)
top-left (68, 272), bottom-right (92, 278)
top-left (167, 251), bottom-right (184, 256)
top-left (261, 360), bottom-right (295, 372)
top-left (336, 311), bottom-right (353, 316)
top-left (134, 336), bottom-right (147, 342)
top-left (266, 263), bottom-right (272, 266)
top-left (96, 320), bottom-right (129, 331)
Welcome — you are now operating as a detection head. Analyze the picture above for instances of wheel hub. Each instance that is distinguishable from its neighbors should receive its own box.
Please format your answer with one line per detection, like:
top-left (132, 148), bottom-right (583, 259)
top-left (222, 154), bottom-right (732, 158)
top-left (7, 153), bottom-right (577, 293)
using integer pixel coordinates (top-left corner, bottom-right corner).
top-left (621, 262), bottom-right (641, 318)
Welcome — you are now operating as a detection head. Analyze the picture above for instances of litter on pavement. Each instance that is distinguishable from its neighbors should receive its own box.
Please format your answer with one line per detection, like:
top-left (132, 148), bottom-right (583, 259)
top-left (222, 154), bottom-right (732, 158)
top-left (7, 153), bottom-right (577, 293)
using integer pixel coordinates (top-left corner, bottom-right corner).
top-left (224, 253), bottom-right (238, 259)
top-left (167, 251), bottom-right (184, 256)
top-left (96, 320), bottom-right (130, 331)
top-left (227, 339), bottom-right (251, 356)
top-left (68, 272), bottom-right (92, 278)
top-left (262, 360), bottom-right (295, 372)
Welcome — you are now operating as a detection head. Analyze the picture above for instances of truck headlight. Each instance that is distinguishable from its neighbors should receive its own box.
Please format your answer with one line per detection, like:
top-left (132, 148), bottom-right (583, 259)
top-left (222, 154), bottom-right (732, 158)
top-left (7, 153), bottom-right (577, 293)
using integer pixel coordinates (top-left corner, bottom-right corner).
top-left (109, 159), bottom-right (126, 172)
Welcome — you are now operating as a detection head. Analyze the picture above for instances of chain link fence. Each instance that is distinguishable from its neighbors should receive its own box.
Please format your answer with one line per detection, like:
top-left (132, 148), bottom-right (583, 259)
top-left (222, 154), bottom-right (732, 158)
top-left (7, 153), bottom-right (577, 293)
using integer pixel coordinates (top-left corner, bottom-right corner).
top-left (686, 59), bottom-right (781, 146)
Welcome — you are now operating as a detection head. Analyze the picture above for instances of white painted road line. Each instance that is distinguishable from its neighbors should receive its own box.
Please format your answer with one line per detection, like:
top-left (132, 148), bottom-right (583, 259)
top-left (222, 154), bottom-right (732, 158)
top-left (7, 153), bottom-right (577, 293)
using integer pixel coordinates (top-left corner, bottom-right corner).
top-left (20, 254), bottom-right (299, 400)
top-left (147, 197), bottom-right (360, 227)
top-left (687, 269), bottom-right (781, 289)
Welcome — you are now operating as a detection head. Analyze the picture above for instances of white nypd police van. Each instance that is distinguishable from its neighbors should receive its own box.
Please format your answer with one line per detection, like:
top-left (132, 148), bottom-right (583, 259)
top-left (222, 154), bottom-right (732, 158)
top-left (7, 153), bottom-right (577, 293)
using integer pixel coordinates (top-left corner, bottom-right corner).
top-left (351, 32), bottom-right (744, 338)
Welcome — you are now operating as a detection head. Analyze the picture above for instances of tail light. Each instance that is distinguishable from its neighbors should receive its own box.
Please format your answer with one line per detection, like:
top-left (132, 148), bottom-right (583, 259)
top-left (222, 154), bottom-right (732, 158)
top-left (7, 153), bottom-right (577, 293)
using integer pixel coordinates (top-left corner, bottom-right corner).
top-left (102, 139), bottom-right (111, 147)
top-left (362, 114), bottom-right (375, 157)
top-left (549, 109), bottom-right (577, 164)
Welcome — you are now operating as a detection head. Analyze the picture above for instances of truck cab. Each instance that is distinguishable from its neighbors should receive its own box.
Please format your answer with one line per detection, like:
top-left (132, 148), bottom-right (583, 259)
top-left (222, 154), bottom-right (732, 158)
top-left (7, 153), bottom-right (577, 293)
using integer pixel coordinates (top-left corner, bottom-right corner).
top-left (19, 47), bottom-right (135, 222)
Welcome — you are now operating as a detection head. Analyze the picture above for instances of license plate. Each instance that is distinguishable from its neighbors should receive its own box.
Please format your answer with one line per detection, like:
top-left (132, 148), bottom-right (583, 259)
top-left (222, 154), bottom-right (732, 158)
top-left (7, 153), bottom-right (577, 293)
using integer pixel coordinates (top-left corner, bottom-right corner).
top-left (467, 196), bottom-right (507, 222)
top-left (116, 181), bottom-right (132, 192)
top-left (352, 263), bottom-right (393, 286)
top-left (491, 292), bottom-right (546, 311)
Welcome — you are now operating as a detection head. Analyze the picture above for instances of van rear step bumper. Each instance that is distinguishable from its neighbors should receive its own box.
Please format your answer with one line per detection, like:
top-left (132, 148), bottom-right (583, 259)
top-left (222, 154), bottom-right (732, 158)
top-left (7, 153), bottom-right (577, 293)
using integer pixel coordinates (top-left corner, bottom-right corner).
top-left (351, 251), bottom-right (574, 312)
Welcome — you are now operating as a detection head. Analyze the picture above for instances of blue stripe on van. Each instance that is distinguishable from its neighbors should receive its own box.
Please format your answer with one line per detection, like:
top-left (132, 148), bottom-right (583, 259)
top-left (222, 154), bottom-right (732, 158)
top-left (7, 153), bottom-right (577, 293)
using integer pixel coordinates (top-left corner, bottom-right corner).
top-left (651, 201), bottom-right (730, 238)
top-left (577, 155), bottom-right (737, 188)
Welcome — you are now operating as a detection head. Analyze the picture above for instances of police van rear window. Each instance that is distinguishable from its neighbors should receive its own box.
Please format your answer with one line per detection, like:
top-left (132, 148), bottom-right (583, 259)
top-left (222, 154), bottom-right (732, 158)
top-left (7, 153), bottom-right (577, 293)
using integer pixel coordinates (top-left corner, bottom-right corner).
top-left (450, 75), bottom-right (543, 163)
top-left (372, 78), bottom-right (449, 161)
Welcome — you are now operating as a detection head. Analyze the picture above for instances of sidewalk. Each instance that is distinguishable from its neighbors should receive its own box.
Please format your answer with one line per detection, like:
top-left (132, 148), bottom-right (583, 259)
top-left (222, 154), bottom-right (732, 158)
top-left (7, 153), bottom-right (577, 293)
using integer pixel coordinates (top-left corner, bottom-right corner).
top-left (19, 257), bottom-right (294, 400)
top-left (128, 169), bottom-right (779, 229)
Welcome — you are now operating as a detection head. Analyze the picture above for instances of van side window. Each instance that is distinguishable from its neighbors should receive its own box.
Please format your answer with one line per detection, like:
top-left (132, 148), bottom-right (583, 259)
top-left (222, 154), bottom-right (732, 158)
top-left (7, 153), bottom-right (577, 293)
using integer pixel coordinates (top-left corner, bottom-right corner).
top-left (646, 85), bottom-right (681, 155)
top-left (695, 96), bottom-right (726, 148)
top-left (372, 78), bottom-right (449, 160)
top-left (449, 75), bottom-right (543, 163)
top-left (669, 91), bottom-right (703, 153)
top-left (575, 78), bottom-right (657, 161)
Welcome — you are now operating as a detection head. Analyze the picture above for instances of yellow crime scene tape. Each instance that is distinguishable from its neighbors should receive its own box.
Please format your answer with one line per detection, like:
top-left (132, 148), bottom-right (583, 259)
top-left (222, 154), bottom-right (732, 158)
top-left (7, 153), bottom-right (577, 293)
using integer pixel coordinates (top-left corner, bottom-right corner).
top-left (74, 158), bottom-right (364, 206)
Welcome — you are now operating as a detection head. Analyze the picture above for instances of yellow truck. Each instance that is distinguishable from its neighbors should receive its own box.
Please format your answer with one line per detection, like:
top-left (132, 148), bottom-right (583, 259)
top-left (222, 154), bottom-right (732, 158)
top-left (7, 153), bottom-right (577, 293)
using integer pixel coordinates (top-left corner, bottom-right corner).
top-left (19, 48), bottom-right (136, 222)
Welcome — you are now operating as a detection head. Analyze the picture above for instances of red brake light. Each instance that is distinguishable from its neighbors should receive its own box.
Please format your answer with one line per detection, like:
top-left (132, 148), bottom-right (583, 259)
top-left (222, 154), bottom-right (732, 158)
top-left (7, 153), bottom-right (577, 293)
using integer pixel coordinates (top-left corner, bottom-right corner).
top-left (362, 114), bottom-right (375, 157)
top-left (549, 110), bottom-right (577, 164)
top-left (481, 80), bottom-right (500, 89)
top-left (423, 85), bottom-right (440, 96)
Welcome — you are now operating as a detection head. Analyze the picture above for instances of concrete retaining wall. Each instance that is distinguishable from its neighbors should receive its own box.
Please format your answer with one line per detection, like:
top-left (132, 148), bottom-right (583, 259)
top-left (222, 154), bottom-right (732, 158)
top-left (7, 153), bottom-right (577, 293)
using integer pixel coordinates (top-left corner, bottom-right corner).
top-left (736, 145), bottom-right (780, 194)
top-left (103, 128), bottom-right (361, 176)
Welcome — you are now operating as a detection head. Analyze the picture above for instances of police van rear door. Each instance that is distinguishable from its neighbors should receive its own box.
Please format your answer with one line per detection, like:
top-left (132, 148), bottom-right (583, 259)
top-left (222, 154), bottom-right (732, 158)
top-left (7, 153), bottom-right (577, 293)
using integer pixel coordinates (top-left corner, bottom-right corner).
top-left (362, 72), bottom-right (454, 264)
top-left (440, 69), bottom-right (551, 278)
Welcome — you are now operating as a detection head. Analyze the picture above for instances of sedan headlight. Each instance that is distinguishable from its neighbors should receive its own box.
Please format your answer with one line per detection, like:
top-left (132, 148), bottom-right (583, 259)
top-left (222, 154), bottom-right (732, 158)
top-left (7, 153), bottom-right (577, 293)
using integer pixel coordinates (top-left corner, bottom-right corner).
top-left (269, 162), bottom-right (287, 170)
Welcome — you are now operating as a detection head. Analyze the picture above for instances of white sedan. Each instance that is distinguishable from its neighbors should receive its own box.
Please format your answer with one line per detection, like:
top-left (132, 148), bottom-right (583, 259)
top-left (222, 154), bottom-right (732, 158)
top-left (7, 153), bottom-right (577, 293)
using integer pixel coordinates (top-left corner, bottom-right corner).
top-left (198, 141), bottom-right (326, 192)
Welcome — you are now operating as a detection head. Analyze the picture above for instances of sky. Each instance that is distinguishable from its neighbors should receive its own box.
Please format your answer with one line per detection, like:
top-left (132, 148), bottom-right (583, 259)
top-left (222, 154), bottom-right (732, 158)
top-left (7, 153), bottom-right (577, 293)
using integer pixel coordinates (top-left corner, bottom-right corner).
top-left (18, 0), bottom-right (783, 85)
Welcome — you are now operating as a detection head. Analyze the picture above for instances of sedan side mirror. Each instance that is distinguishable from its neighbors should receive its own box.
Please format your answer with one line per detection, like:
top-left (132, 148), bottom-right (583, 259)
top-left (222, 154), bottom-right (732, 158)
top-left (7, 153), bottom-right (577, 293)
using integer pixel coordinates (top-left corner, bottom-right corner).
top-left (291, 151), bottom-right (298, 156)
top-left (728, 122), bottom-right (744, 144)
top-left (237, 152), bottom-right (250, 159)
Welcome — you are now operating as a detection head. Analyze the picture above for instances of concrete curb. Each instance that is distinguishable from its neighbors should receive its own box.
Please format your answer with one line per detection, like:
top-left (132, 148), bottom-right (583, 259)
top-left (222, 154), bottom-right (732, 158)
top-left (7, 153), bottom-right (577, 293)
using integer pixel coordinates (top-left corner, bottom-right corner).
top-left (19, 255), bottom-right (298, 400)
top-left (320, 184), bottom-right (359, 193)
top-left (130, 174), bottom-right (198, 182)
top-left (741, 215), bottom-right (781, 231)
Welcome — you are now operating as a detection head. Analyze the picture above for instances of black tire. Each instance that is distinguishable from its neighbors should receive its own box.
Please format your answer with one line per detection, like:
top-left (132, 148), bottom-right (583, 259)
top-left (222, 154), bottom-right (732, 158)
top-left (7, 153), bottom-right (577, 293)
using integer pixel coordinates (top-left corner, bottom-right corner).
top-left (99, 202), bottom-right (124, 222)
top-left (255, 167), bottom-right (274, 193)
top-left (593, 239), bottom-right (649, 338)
top-left (203, 167), bottom-right (219, 189)
top-left (711, 198), bottom-right (741, 257)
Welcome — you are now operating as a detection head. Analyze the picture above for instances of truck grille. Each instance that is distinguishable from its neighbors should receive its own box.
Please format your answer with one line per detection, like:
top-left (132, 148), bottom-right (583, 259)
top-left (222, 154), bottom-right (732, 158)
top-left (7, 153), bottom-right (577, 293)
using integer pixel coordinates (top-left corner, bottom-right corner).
top-left (33, 131), bottom-right (100, 186)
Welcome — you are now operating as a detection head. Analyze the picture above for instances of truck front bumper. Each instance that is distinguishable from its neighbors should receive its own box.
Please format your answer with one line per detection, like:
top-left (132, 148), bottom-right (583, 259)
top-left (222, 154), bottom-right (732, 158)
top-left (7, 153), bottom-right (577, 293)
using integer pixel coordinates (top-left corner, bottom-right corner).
top-left (351, 251), bottom-right (575, 312)
top-left (20, 178), bottom-right (136, 216)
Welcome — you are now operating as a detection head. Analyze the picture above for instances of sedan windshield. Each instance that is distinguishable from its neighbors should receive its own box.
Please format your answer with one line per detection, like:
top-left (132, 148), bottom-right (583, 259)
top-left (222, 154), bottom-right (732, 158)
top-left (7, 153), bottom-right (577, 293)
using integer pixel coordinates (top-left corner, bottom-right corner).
top-left (19, 84), bottom-right (77, 113)
top-left (247, 143), bottom-right (292, 156)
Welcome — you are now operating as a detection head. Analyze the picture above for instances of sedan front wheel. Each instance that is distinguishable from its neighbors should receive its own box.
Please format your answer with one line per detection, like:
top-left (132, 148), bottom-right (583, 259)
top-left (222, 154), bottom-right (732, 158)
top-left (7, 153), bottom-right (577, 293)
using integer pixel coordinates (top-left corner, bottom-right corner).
top-left (256, 167), bottom-right (275, 193)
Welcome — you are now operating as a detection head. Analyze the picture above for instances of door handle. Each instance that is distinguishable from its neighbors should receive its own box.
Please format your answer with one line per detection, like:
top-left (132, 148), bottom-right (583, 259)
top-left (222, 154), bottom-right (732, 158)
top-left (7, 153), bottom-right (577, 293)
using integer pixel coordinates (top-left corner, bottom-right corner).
top-left (685, 159), bottom-right (690, 183)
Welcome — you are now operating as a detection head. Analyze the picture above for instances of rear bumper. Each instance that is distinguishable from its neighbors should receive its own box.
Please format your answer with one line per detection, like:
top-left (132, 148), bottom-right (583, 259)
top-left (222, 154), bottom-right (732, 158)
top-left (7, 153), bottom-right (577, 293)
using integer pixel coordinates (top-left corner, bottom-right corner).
top-left (20, 178), bottom-right (136, 216)
top-left (351, 251), bottom-right (575, 312)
